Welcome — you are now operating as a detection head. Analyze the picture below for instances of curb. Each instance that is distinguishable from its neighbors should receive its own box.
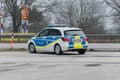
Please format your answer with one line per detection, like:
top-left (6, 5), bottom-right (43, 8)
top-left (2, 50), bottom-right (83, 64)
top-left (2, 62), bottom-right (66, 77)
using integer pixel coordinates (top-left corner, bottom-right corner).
top-left (0, 48), bottom-right (120, 52)
top-left (0, 48), bottom-right (27, 52)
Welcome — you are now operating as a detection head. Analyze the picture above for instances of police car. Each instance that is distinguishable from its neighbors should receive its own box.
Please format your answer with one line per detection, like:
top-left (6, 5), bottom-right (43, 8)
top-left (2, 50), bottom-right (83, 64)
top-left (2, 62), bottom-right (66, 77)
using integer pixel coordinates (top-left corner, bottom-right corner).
top-left (28, 24), bottom-right (88, 55)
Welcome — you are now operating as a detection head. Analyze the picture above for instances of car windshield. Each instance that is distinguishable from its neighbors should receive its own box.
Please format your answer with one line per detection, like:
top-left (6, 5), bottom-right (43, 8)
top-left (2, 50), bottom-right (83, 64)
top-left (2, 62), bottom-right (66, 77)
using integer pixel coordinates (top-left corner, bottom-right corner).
top-left (64, 30), bottom-right (85, 36)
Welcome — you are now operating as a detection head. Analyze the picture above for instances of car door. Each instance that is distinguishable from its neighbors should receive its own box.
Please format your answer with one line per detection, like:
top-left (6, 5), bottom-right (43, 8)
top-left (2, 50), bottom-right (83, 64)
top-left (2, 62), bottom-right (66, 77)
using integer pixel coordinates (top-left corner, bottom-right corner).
top-left (34, 29), bottom-right (49, 51)
top-left (47, 29), bottom-right (62, 41)
top-left (45, 29), bottom-right (62, 52)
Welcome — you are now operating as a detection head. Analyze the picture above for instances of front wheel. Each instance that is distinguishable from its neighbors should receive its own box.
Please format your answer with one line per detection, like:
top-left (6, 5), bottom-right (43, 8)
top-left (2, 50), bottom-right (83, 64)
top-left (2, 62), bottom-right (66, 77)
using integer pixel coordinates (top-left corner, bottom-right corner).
top-left (54, 45), bottom-right (63, 55)
top-left (29, 43), bottom-right (36, 53)
top-left (78, 49), bottom-right (87, 55)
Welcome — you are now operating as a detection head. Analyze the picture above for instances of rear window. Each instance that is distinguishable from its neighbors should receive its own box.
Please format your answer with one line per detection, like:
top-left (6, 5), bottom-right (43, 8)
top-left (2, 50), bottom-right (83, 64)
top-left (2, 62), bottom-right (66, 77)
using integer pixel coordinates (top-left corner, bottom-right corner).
top-left (64, 30), bottom-right (85, 36)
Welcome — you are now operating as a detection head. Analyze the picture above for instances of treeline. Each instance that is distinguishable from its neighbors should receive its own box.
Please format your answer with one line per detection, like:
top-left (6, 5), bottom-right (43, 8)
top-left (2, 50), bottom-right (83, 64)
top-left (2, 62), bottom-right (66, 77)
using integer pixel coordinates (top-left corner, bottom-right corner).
top-left (3, 0), bottom-right (120, 34)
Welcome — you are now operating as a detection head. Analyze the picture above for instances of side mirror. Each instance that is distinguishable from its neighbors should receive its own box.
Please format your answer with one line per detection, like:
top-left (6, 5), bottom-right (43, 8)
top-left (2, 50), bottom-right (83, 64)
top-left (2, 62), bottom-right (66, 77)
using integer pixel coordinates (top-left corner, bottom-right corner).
top-left (35, 33), bottom-right (39, 37)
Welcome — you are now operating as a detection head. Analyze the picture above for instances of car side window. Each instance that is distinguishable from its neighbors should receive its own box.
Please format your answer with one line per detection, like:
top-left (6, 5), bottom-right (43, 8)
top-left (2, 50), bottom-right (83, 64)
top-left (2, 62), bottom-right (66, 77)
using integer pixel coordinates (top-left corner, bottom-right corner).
top-left (48, 29), bottom-right (61, 36)
top-left (39, 29), bottom-right (49, 37)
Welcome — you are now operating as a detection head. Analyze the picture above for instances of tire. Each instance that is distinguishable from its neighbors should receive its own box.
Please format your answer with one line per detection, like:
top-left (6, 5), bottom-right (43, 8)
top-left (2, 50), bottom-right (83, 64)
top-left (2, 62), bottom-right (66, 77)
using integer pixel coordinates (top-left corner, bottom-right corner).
top-left (78, 49), bottom-right (87, 55)
top-left (54, 44), bottom-right (63, 55)
top-left (29, 43), bottom-right (36, 53)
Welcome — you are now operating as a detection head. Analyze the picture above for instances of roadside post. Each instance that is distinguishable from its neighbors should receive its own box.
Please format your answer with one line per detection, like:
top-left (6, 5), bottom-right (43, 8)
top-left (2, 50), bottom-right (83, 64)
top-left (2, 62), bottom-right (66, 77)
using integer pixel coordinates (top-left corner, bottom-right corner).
top-left (0, 1), bottom-right (5, 34)
top-left (10, 32), bottom-right (14, 49)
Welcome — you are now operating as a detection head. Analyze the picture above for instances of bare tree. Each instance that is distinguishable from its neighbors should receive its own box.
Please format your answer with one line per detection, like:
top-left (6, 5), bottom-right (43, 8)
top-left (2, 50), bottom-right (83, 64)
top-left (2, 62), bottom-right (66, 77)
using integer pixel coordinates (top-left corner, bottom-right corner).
top-left (4, 0), bottom-right (35, 32)
top-left (104, 0), bottom-right (120, 12)
top-left (55, 0), bottom-right (106, 34)
top-left (55, 0), bottom-right (77, 27)
top-left (28, 6), bottom-right (47, 33)
top-left (77, 0), bottom-right (106, 34)
top-left (104, 0), bottom-right (120, 33)
top-left (28, 0), bottom-right (60, 33)
top-left (4, 0), bottom-right (59, 33)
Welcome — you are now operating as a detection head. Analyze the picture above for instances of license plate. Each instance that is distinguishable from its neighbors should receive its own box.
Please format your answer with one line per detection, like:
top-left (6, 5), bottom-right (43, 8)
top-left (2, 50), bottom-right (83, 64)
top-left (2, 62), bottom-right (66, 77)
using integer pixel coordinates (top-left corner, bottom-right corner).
top-left (74, 39), bottom-right (81, 43)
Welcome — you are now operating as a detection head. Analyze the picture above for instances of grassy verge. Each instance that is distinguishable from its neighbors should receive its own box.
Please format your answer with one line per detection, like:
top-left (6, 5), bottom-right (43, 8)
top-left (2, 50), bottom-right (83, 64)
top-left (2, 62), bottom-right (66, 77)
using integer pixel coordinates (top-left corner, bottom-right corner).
top-left (0, 48), bottom-right (27, 52)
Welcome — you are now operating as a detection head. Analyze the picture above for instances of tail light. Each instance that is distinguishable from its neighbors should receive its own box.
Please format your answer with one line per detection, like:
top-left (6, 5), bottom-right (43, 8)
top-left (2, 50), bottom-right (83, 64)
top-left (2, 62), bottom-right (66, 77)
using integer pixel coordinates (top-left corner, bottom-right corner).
top-left (61, 38), bottom-right (71, 42)
top-left (84, 37), bottom-right (88, 41)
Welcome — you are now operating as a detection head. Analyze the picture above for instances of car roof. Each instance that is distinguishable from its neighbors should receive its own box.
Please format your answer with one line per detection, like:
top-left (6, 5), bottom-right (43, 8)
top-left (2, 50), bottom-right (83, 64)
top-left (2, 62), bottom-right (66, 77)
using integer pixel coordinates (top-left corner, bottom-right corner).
top-left (45, 27), bottom-right (82, 32)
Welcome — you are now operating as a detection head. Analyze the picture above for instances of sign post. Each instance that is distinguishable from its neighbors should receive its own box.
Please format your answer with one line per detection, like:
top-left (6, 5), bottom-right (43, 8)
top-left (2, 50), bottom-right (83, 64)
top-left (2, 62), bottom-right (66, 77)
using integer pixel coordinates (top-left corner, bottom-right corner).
top-left (0, 18), bottom-right (4, 34)
top-left (21, 0), bottom-right (29, 33)
top-left (10, 32), bottom-right (14, 49)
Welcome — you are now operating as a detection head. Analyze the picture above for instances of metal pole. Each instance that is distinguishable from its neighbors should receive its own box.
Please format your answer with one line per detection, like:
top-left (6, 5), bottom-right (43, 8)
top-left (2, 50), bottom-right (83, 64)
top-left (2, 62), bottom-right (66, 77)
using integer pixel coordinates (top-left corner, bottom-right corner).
top-left (0, 18), bottom-right (1, 34)
top-left (0, 1), bottom-right (4, 34)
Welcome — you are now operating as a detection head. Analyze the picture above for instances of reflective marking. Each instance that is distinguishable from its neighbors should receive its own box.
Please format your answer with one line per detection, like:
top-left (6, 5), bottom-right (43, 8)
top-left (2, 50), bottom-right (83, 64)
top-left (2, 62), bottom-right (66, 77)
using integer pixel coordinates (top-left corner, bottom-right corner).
top-left (74, 36), bottom-right (83, 49)
top-left (36, 39), bottom-right (61, 49)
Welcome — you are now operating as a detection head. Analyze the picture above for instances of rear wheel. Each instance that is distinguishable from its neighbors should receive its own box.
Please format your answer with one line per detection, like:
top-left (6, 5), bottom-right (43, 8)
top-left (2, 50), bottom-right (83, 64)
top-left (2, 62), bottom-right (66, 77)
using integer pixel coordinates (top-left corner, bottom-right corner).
top-left (78, 49), bottom-right (87, 55)
top-left (29, 43), bottom-right (36, 53)
top-left (54, 45), bottom-right (63, 55)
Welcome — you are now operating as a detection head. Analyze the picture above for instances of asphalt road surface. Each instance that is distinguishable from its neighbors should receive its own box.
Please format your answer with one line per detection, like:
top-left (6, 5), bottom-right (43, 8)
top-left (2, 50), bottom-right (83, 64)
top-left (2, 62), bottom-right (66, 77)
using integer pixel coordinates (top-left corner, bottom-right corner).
top-left (0, 43), bottom-right (120, 50)
top-left (0, 52), bottom-right (120, 80)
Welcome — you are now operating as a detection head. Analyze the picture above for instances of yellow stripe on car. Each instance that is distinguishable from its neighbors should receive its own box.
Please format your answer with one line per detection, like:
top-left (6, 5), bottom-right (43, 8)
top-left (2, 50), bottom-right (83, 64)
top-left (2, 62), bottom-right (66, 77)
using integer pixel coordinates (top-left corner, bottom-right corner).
top-left (36, 39), bottom-right (61, 49)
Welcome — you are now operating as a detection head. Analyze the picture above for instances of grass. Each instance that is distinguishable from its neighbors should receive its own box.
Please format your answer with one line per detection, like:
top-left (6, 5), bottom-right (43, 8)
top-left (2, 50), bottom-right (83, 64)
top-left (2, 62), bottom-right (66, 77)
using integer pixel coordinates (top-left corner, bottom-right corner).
top-left (0, 48), bottom-right (27, 52)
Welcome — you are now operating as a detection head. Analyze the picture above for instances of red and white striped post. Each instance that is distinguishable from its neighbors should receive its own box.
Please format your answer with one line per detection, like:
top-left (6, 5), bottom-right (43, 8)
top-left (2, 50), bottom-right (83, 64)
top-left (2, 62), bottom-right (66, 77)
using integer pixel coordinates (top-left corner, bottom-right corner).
top-left (10, 32), bottom-right (14, 49)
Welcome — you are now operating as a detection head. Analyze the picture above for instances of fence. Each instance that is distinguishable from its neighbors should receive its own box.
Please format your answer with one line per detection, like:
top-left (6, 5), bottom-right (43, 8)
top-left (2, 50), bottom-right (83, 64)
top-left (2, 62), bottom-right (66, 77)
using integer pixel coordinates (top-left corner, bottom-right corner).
top-left (88, 34), bottom-right (120, 43)
top-left (0, 33), bottom-right (120, 43)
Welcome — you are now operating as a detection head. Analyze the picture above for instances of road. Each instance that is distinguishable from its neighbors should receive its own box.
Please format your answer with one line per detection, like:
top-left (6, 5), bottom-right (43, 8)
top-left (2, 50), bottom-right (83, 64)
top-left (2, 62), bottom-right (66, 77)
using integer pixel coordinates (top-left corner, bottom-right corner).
top-left (0, 43), bottom-right (120, 50)
top-left (0, 52), bottom-right (120, 80)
